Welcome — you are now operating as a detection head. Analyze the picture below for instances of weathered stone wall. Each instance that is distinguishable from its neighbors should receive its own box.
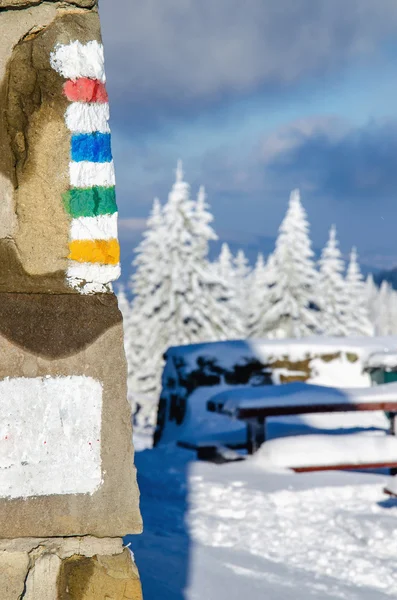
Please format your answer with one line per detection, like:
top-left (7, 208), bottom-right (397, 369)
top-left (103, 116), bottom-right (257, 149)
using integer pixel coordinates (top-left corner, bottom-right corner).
top-left (0, 538), bottom-right (142, 600)
top-left (0, 2), bottom-right (143, 598)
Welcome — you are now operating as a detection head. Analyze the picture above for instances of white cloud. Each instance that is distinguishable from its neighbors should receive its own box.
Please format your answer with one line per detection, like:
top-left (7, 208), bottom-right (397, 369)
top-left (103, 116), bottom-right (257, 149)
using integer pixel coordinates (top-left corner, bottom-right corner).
top-left (260, 116), bottom-right (349, 163)
top-left (99, 0), bottom-right (397, 108)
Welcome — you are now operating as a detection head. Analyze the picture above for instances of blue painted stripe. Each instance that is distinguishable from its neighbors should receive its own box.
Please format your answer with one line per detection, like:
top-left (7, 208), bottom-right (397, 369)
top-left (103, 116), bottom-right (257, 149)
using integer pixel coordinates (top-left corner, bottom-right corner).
top-left (71, 133), bottom-right (112, 163)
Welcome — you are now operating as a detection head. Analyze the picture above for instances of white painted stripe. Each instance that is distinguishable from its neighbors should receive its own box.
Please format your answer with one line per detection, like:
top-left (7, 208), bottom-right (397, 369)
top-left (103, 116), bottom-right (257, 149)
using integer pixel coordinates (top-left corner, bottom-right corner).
top-left (50, 40), bottom-right (106, 82)
top-left (69, 160), bottom-right (115, 188)
top-left (0, 376), bottom-right (102, 499)
top-left (70, 213), bottom-right (118, 242)
top-left (65, 103), bottom-right (110, 134)
top-left (68, 280), bottom-right (115, 295)
top-left (67, 262), bottom-right (121, 285)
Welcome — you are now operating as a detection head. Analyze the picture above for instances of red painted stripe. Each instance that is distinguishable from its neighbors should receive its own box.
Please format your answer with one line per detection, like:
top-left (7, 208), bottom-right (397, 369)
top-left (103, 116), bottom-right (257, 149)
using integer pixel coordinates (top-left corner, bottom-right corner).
top-left (63, 78), bottom-right (108, 103)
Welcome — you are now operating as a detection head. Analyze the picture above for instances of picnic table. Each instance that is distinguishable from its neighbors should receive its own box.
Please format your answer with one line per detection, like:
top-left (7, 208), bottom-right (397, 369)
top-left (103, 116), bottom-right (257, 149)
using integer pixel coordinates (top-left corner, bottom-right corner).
top-left (207, 382), bottom-right (397, 455)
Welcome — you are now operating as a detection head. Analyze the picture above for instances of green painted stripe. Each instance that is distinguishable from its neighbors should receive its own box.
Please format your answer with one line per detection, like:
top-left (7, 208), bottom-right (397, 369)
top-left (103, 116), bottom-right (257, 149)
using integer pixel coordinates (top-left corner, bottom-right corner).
top-left (63, 186), bottom-right (117, 218)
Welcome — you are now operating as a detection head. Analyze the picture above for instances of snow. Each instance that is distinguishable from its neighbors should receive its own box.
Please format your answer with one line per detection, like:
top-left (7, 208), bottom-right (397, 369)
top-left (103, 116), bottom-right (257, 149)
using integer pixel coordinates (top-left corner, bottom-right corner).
top-left (385, 475), bottom-right (397, 496)
top-left (130, 432), bottom-right (397, 600)
top-left (254, 433), bottom-right (397, 469)
top-left (309, 353), bottom-right (370, 387)
top-left (159, 385), bottom-right (247, 448)
top-left (217, 382), bottom-right (397, 414)
top-left (0, 376), bottom-right (102, 498)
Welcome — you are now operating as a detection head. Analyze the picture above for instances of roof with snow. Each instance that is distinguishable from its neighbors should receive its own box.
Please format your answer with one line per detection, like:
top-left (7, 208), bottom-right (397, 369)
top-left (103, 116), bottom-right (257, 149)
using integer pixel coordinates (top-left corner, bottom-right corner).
top-left (365, 351), bottom-right (397, 371)
top-left (165, 336), bottom-right (397, 371)
top-left (211, 381), bottom-right (397, 414)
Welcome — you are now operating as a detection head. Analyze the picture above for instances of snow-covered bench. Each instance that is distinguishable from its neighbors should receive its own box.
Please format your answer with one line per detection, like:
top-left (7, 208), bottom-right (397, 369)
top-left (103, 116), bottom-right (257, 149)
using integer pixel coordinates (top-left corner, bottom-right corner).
top-left (255, 434), bottom-right (397, 473)
top-left (207, 382), bottom-right (397, 462)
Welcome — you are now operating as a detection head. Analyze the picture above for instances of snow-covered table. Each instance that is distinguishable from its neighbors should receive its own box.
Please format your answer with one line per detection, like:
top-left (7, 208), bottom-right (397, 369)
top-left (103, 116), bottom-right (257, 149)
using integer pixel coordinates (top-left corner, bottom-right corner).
top-left (208, 382), bottom-right (397, 456)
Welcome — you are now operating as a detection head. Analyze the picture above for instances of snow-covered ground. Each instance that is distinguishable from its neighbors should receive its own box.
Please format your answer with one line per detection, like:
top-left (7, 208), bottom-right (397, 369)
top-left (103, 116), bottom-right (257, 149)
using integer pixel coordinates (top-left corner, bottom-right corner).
top-left (128, 413), bottom-right (397, 600)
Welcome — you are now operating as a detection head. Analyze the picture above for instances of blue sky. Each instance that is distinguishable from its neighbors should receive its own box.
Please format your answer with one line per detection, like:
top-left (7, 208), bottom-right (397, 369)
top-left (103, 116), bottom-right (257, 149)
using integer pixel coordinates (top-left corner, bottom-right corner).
top-left (99, 0), bottom-right (397, 270)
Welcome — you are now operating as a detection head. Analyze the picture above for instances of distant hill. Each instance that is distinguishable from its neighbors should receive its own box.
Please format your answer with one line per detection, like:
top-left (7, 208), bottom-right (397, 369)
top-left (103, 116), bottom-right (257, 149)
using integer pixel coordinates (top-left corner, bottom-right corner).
top-left (374, 267), bottom-right (397, 290)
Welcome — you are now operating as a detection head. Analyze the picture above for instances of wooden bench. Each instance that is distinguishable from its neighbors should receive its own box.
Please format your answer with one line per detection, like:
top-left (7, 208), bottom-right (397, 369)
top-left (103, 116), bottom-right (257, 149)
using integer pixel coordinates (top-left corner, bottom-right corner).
top-left (207, 383), bottom-right (397, 466)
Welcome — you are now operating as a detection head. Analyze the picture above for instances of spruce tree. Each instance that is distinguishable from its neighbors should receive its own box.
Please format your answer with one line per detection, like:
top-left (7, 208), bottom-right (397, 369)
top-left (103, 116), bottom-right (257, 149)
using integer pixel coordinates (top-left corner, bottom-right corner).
top-left (247, 253), bottom-right (277, 338)
top-left (127, 197), bottom-right (165, 398)
top-left (345, 247), bottom-right (374, 336)
top-left (318, 225), bottom-right (350, 336)
top-left (130, 161), bottom-right (233, 396)
top-left (365, 274), bottom-right (379, 331)
top-left (234, 249), bottom-right (251, 335)
top-left (265, 189), bottom-right (320, 338)
top-left (214, 243), bottom-right (244, 338)
top-left (374, 280), bottom-right (395, 336)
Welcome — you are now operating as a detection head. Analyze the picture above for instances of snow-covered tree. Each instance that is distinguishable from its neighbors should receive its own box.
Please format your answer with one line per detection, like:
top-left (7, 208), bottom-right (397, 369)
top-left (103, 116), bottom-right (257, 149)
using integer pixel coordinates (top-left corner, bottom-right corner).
top-left (317, 225), bottom-right (350, 336)
top-left (216, 243), bottom-right (234, 287)
top-left (234, 249), bottom-right (251, 335)
top-left (125, 197), bottom-right (166, 399)
top-left (116, 283), bottom-right (135, 387)
top-left (365, 274), bottom-right (379, 330)
top-left (130, 197), bottom-right (164, 302)
top-left (116, 283), bottom-right (131, 323)
top-left (264, 189), bottom-right (320, 338)
top-left (247, 252), bottom-right (277, 338)
top-left (345, 247), bottom-right (374, 336)
top-left (129, 161), bottom-right (234, 397)
top-left (214, 243), bottom-right (244, 338)
top-left (389, 288), bottom-right (397, 335)
top-left (371, 280), bottom-right (397, 336)
top-left (193, 185), bottom-right (217, 256)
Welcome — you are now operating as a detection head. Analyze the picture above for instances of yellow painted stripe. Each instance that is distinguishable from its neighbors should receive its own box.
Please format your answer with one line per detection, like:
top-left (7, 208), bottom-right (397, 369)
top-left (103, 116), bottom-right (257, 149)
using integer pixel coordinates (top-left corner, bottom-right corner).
top-left (68, 238), bottom-right (120, 265)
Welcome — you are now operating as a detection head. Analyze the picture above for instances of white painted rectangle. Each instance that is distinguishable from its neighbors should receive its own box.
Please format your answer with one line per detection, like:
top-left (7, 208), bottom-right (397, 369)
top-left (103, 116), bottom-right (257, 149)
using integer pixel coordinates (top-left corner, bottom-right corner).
top-left (0, 377), bottom-right (103, 499)
top-left (70, 213), bottom-right (118, 241)
top-left (65, 103), bottom-right (110, 134)
top-left (69, 160), bottom-right (115, 188)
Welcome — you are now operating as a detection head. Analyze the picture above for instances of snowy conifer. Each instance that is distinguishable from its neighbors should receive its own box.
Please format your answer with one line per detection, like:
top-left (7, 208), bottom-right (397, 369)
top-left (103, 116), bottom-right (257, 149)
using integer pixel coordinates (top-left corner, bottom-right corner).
top-left (131, 161), bottom-right (233, 396)
top-left (345, 247), bottom-right (374, 336)
top-left (130, 197), bottom-right (164, 303)
top-left (247, 253), bottom-right (277, 338)
top-left (214, 243), bottom-right (244, 338)
top-left (126, 197), bottom-right (165, 398)
top-left (265, 189), bottom-right (320, 338)
top-left (374, 280), bottom-right (396, 336)
top-left (234, 249), bottom-right (251, 335)
top-left (216, 243), bottom-right (235, 287)
top-left (365, 274), bottom-right (380, 333)
top-left (389, 288), bottom-right (397, 335)
top-left (193, 185), bottom-right (217, 256)
top-left (317, 225), bottom-right (350, 336)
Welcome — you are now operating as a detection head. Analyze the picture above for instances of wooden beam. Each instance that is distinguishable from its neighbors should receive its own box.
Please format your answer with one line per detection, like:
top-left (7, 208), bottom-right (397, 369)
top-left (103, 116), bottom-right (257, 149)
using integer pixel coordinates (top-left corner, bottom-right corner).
top-left (234, 402), bottom-right (397, 420)
top-left (292, 462), bottom-right (397, 473)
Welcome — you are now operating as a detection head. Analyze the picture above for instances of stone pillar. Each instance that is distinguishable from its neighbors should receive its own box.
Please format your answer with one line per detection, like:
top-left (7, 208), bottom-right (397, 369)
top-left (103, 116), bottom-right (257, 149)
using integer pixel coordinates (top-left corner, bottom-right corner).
top-left (0, 1), bottom-right (143, 598)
